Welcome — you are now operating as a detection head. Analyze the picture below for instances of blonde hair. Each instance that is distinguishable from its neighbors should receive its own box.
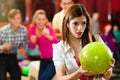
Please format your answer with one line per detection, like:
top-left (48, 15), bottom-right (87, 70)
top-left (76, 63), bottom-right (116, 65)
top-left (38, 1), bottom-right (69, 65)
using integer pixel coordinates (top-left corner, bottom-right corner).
top-left (8, 9), bottom-right (21, 19)
top-left (32, 9), bottom-right (47, 24)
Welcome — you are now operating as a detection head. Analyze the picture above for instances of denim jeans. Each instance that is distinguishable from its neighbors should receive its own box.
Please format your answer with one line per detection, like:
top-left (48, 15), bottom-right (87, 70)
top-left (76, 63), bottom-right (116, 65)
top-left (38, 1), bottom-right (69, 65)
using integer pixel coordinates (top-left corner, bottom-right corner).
top-left (38, 59), bottom-right (56, 80)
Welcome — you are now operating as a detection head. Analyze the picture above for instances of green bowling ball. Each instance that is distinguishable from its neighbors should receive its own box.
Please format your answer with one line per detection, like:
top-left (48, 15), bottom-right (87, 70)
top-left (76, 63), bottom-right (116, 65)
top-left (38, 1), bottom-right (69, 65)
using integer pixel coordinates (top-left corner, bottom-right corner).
top-left (79, 42), bottom-right (113, 75)
top-left (22, 66), bottom-right (30, 76)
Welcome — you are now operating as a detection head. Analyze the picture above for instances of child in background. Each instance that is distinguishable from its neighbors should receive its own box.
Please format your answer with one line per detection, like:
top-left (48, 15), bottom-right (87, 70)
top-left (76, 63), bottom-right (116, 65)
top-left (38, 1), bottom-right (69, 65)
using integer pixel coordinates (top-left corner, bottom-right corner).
top-left (0, 9), bottom-right (28, 80)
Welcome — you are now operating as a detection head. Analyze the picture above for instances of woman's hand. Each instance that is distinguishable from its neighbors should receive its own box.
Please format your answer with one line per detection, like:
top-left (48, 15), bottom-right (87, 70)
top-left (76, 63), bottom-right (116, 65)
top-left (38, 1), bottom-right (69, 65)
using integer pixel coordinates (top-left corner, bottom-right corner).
top-left (30, 35), bottom-right (37, 44)
top-left (42, 28), bottom-right (50, 37)
top-left (78, 66), bottom-right (93, 76)
top-left (103, 58), bottom-right (115, 80)
top-left (42, 28), bottom-right (53, 40)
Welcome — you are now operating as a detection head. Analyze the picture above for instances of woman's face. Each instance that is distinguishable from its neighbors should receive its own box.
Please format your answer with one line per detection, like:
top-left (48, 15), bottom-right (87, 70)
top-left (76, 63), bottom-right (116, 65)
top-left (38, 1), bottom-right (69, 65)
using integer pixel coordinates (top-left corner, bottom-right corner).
top-left (105, 24), bottom-right (112, 33)
top-left (68, 15), bottom-right (87, 39)
top-left (35, 14), bottom-right (47, 29)
top-left (113, 25), bottom-right (118, 31)
top-left (60, 0), bottom-right (73, 12)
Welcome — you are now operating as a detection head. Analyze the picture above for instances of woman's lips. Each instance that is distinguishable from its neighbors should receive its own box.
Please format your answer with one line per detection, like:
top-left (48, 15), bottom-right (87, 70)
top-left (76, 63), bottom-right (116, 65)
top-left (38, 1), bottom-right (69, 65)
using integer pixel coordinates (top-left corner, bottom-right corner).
top-left (76, 32), bottom-right (82, 35)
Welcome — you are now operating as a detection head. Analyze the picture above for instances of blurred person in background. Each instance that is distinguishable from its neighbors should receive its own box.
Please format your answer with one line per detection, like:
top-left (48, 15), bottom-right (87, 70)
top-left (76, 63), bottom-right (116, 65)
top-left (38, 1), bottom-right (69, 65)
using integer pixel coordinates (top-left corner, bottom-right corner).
top-left (113, 24), bottom-right (120, 50)
top-left (90, 11), bottom-right (101, 35)
top-left (52, 0), bottom-right (74, 39)
top-left (29, 9), bottom-right (58, 80)
top-left (101, 24), bottom-right (120, 61)
top-left (0, 9), bottom-right (28, 80)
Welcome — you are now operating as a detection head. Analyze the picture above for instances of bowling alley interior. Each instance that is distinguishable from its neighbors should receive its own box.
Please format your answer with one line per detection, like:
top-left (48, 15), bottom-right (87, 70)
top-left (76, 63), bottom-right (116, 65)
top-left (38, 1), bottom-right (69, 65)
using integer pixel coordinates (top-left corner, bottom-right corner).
top-left (0, 0), bottom-right (120, 80)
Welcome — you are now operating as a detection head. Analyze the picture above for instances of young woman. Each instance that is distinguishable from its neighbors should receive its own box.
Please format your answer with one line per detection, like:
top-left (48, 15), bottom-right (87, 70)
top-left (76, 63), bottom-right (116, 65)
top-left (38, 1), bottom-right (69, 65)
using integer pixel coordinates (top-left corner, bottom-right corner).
top-left (29, 9), bottom-right (58, 80)
top-left (53, 4), bottom-right (115, 80)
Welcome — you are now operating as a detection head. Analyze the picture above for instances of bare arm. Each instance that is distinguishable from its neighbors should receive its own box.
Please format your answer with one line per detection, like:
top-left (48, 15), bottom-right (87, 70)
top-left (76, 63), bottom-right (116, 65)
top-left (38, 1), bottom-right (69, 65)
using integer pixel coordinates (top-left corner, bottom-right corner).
top-left (55, 64), bottom-right (83, 80)
top-left (55, 64), bottom-right (93, 80)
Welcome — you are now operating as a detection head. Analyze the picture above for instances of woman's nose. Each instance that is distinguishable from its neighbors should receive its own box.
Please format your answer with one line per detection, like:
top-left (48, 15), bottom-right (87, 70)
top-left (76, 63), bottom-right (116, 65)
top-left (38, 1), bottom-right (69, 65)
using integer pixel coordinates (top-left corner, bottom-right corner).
top-left (77, 24), bottom-right (82, 30)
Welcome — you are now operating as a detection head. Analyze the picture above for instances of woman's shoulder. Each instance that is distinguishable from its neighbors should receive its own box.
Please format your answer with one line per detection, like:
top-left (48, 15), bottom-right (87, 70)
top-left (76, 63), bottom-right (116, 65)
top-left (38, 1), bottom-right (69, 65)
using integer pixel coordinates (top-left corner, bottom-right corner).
top-left (29, 24), bottom-right (36, 29)
top-left (46, 24), bottom-right (54, 30)
top-left (53, 41), bottom-right (67, 52)
top-left (28, 25), bottom-right (36, 32)
top-left (53, 40), bottom-right (64, 48)
top-left (93, 34), bottom-right (105, 43)
top-left (28, 24), bottom-right (36, 35)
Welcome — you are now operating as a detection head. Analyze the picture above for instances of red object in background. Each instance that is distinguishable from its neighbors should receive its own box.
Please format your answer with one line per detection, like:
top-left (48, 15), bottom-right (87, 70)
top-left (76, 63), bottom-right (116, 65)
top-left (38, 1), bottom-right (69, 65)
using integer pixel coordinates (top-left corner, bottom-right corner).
top-left (111, 0), bottom-right (120, 12)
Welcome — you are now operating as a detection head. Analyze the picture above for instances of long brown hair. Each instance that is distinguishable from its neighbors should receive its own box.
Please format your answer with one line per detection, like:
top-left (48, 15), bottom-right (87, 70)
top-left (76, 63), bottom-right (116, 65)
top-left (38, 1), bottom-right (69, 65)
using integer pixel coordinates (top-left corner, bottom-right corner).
top-left (62, 4), bottom-right (91, 47)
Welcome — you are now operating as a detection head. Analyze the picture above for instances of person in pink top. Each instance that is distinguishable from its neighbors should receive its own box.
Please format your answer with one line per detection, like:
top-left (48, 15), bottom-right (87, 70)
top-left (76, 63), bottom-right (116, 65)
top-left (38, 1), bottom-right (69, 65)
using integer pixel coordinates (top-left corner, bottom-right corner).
top-left (29, 9), bottom-right (58, 80)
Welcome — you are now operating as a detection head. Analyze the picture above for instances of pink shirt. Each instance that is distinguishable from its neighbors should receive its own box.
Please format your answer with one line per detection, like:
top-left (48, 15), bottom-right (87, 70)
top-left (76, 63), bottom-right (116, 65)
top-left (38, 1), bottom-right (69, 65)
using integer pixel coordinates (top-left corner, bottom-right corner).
top-left (29, 25), bottom-right (58, 59)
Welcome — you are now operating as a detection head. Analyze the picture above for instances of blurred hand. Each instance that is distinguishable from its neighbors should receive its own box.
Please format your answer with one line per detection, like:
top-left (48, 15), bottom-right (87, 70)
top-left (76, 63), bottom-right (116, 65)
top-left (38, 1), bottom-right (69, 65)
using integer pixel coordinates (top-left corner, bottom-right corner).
top-left (42, 28), bottom-right (50, 37)
top-left (30, 35), bottom-right (37, 44)
top-left (78, 66), bottom-right (93, 76)
top-left (3, 43), bottom-right (12, 51)
top-left (18, 48), bottom-right (26, 56)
